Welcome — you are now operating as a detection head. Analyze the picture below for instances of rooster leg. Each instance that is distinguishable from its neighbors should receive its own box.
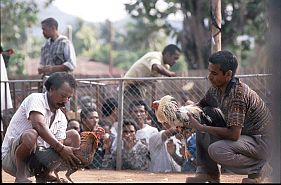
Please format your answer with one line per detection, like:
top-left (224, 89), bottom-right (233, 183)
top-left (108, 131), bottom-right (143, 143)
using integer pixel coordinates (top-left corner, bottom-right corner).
top-left (65, 168), bottom-right (77, 183)
top-left (54, 168), bottom-right (61, 182)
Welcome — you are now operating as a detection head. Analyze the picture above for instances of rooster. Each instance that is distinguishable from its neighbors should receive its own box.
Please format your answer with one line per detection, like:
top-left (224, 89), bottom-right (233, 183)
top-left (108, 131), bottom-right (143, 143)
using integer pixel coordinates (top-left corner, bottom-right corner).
top-left (54, 127), bottom-right (105, 183)
top-left (151, 95), bottom-right (211, 129)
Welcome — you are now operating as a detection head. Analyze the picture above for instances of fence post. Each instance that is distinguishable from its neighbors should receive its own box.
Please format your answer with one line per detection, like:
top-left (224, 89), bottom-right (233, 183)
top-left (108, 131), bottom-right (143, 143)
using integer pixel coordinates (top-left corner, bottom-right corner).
top-left (116, 79), bottom-right (124, 170)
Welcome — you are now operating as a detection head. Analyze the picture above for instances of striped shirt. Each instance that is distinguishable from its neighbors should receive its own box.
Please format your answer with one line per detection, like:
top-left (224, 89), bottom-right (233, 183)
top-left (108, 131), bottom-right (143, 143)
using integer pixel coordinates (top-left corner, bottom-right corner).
top-left (40, 35), bottom-right (76, 72)
top-left (1, 93), bottom-right (68, 159)
top-left (199, 78), bottom-right (272, 136)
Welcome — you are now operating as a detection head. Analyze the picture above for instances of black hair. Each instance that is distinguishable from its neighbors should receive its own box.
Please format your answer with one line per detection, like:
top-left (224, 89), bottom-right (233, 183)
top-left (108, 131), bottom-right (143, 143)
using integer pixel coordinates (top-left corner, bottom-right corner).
top-left (129, 99), bottom-right (149, 112)
top-left (129, 99), bottom-right (159, 130)
top-left (80, 106), bottom-right (97, 121)
top-left (41, 17), bottom-right (58, 30)
top-left (68, 118), bottom-right (80, 124)
top-left (208, 50), bottom-right (238, 77)
top-left (123, 118), bottom-right (138, 131)
top-left (162, 44), bottom-right (181, 55)
top-left (44, 72), bottom-right (77, 91)
top-left (101, 97), bottom-right (118, 117)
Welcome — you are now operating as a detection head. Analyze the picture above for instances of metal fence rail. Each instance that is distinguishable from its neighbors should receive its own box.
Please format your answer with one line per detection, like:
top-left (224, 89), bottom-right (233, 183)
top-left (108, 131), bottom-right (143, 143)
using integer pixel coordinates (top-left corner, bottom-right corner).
top-left (0, 74), bottom-right (272, 170)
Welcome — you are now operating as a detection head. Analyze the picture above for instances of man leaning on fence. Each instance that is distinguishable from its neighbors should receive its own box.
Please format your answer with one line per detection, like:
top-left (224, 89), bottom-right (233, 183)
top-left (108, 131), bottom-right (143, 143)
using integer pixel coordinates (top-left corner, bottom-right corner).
top-left (1, 72), bottom-right (81, 183)
top-left (185, 50), bottom-right (273, 183)
top-left (123, 44), bottom-right (181, 104)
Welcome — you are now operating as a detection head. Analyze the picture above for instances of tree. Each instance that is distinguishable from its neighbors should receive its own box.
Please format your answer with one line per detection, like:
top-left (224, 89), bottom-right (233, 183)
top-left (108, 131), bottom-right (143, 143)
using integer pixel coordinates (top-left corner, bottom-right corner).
top-left (1, 0), bottom-right (39, 49)
top-left (125, 0), bottom-right (267, 69)
top-left (1, 0), bottom-right (53, 77)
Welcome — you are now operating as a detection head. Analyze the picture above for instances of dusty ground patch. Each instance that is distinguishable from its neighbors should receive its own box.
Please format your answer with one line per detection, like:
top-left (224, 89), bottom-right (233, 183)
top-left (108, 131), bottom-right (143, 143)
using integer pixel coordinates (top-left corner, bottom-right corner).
top-left (2, 169), bottom-right (249, 183)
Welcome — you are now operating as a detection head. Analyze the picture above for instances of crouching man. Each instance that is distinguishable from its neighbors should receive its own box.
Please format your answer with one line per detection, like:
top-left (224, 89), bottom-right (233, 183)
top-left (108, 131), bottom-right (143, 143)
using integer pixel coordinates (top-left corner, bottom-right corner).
top-left (186, 50), bottom-right (272, 183)
top-left (2, 72), bottom-right (81, 183)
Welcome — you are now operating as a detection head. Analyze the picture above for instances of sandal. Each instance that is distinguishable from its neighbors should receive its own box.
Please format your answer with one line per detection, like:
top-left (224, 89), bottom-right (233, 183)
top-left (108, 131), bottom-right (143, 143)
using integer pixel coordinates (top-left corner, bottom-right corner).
top-left (15, 178), bottom-right (33, 183)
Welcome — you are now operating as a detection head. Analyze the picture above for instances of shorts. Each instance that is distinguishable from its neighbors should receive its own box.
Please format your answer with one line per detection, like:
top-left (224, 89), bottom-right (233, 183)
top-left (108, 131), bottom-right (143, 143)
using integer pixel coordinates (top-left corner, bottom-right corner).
top-left (2, 135), bottom-right (63, 177)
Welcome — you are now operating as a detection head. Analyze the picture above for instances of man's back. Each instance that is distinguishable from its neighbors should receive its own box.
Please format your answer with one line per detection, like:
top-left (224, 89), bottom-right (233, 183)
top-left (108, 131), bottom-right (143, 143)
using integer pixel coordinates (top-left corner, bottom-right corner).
top-left (124, 51), bottom-right (167, 78)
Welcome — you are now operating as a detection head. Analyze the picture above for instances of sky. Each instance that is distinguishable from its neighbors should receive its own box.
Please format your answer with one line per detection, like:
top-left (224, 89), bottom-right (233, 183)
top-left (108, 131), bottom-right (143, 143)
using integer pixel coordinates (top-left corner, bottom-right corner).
top-left (53, 0), bottom-right (131, 22)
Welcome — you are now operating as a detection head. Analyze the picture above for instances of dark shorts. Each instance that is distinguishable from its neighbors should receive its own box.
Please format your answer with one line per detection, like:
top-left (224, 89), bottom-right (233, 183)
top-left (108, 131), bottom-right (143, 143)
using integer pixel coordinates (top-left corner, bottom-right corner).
top-left (2, 135), bottom-right (63, 177)
top-left (28, 147), bottom-right (63, 176)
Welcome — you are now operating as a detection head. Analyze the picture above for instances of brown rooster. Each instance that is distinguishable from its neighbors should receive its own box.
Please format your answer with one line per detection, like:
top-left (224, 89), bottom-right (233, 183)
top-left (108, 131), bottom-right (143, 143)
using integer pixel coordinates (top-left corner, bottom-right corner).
top-left (54, 127), bottom-right (105, 183)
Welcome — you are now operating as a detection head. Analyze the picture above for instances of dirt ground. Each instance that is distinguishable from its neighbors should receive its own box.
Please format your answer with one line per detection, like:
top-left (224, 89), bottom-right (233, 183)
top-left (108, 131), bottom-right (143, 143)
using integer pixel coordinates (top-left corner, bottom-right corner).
top-left (2, 169), bottom-right (251, 183)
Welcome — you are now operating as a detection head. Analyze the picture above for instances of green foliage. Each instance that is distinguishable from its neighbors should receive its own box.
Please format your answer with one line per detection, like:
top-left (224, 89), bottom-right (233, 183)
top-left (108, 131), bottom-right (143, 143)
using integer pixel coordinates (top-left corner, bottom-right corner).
top-left (124, 0), bottom-right (268, 69)
top-left (1, 0), bottom-right (269, 78)
top-left (6, 51), bottom-right (26, 76)
top-left (114, 50), bottom-right (145, 70)
top-left (170, 55), bottom-right (187, 72)
top-left (1, 0), bottom-right (53, 77)
top-left (27, 37), bottom-right (45, 58)
top-left (71, 20), bottom-right (98, 55)
top-left (1, 0), bottom-right (39, 49)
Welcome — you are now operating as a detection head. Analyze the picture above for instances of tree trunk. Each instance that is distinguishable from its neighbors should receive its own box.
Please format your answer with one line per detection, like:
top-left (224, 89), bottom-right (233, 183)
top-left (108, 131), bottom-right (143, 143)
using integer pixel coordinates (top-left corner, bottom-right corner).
top-left (210, 0), bottom-right (221, 53)
top-left (180, 0), bottom-right (211, 69)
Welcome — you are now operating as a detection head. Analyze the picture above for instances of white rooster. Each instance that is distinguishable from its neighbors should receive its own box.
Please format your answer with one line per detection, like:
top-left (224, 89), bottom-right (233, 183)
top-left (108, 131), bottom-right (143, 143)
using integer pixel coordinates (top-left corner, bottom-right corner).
top-left (151, 95), bottom-right (208, 128)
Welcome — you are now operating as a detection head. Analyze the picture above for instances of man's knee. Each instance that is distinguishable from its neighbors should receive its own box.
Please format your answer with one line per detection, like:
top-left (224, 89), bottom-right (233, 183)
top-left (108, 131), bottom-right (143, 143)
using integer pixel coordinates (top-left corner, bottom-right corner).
top-left (208, 141), bottom-right (229, 163)
top-left (21, 129), bottom-right (38, 147)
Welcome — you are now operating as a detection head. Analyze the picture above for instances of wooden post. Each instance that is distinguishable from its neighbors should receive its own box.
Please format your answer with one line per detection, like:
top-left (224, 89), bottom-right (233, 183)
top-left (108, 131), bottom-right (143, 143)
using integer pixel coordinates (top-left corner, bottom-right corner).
top-left (211, 0), bottom-right (222, 53)
top-left (108, 21), bottom-right (113, 76)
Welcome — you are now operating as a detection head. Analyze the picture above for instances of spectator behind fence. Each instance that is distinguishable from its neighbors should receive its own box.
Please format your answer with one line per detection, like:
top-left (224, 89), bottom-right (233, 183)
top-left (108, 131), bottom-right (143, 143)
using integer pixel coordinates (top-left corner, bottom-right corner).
top-left (167, 129), bottom-right (197, 172)
top-left (148, 122), bottom-right (182, 172)
top-left (1, 72), bottom-right (81, 183)
top-left (185, 50), bottom-right (273, 183)
top-left (80, 106), bottom-right (104, 169)
top-left (80, 106), bottom-right (100, 132)
top-left (102, 119), bottom-right (150, 170)
top-left (67, 119), bottom-right (81, 133)
top-left (129, 99), bottom-right (159, 147)
top-left (123, 44), bottom-right (181, 108)
top-left (99, 97), bottom-right (119, 145)
top-left (38, 17), bottom-right (76, 78)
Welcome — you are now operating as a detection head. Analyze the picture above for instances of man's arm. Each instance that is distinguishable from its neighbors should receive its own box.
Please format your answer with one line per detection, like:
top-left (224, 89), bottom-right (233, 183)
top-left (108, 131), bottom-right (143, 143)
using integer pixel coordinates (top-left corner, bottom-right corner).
top-left (29, 111), bottom-right (63, 148)
top-left (161, 127), bottom-right (180, 141)
top-left (152, 64), bottom-right (176, 77)
top-left (62, 41), bottom-right (77, 71)
top-left (38, 40), bottom-right (76, 75)
top-left (38, 65), bottom-right (70, 75)
top-left (187, 112), bottom-right (242, 141)
top-left (166, 140), bottom-right (185, 166)
top-left (29, 111), bottom-right (81, 167)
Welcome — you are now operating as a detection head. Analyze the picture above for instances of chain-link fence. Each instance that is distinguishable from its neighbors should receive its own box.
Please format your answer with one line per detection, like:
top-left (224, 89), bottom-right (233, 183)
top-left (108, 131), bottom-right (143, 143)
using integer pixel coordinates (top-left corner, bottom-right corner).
top-left (0, 74), bottom-right (272, 171)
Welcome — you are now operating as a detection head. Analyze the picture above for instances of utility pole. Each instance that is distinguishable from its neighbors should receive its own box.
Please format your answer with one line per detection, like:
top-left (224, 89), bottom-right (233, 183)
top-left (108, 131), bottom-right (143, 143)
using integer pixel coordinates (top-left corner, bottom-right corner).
top-left (108, 20), bottom-right (113, 76)
top-left (210, 0), bottom-right (222, 53)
